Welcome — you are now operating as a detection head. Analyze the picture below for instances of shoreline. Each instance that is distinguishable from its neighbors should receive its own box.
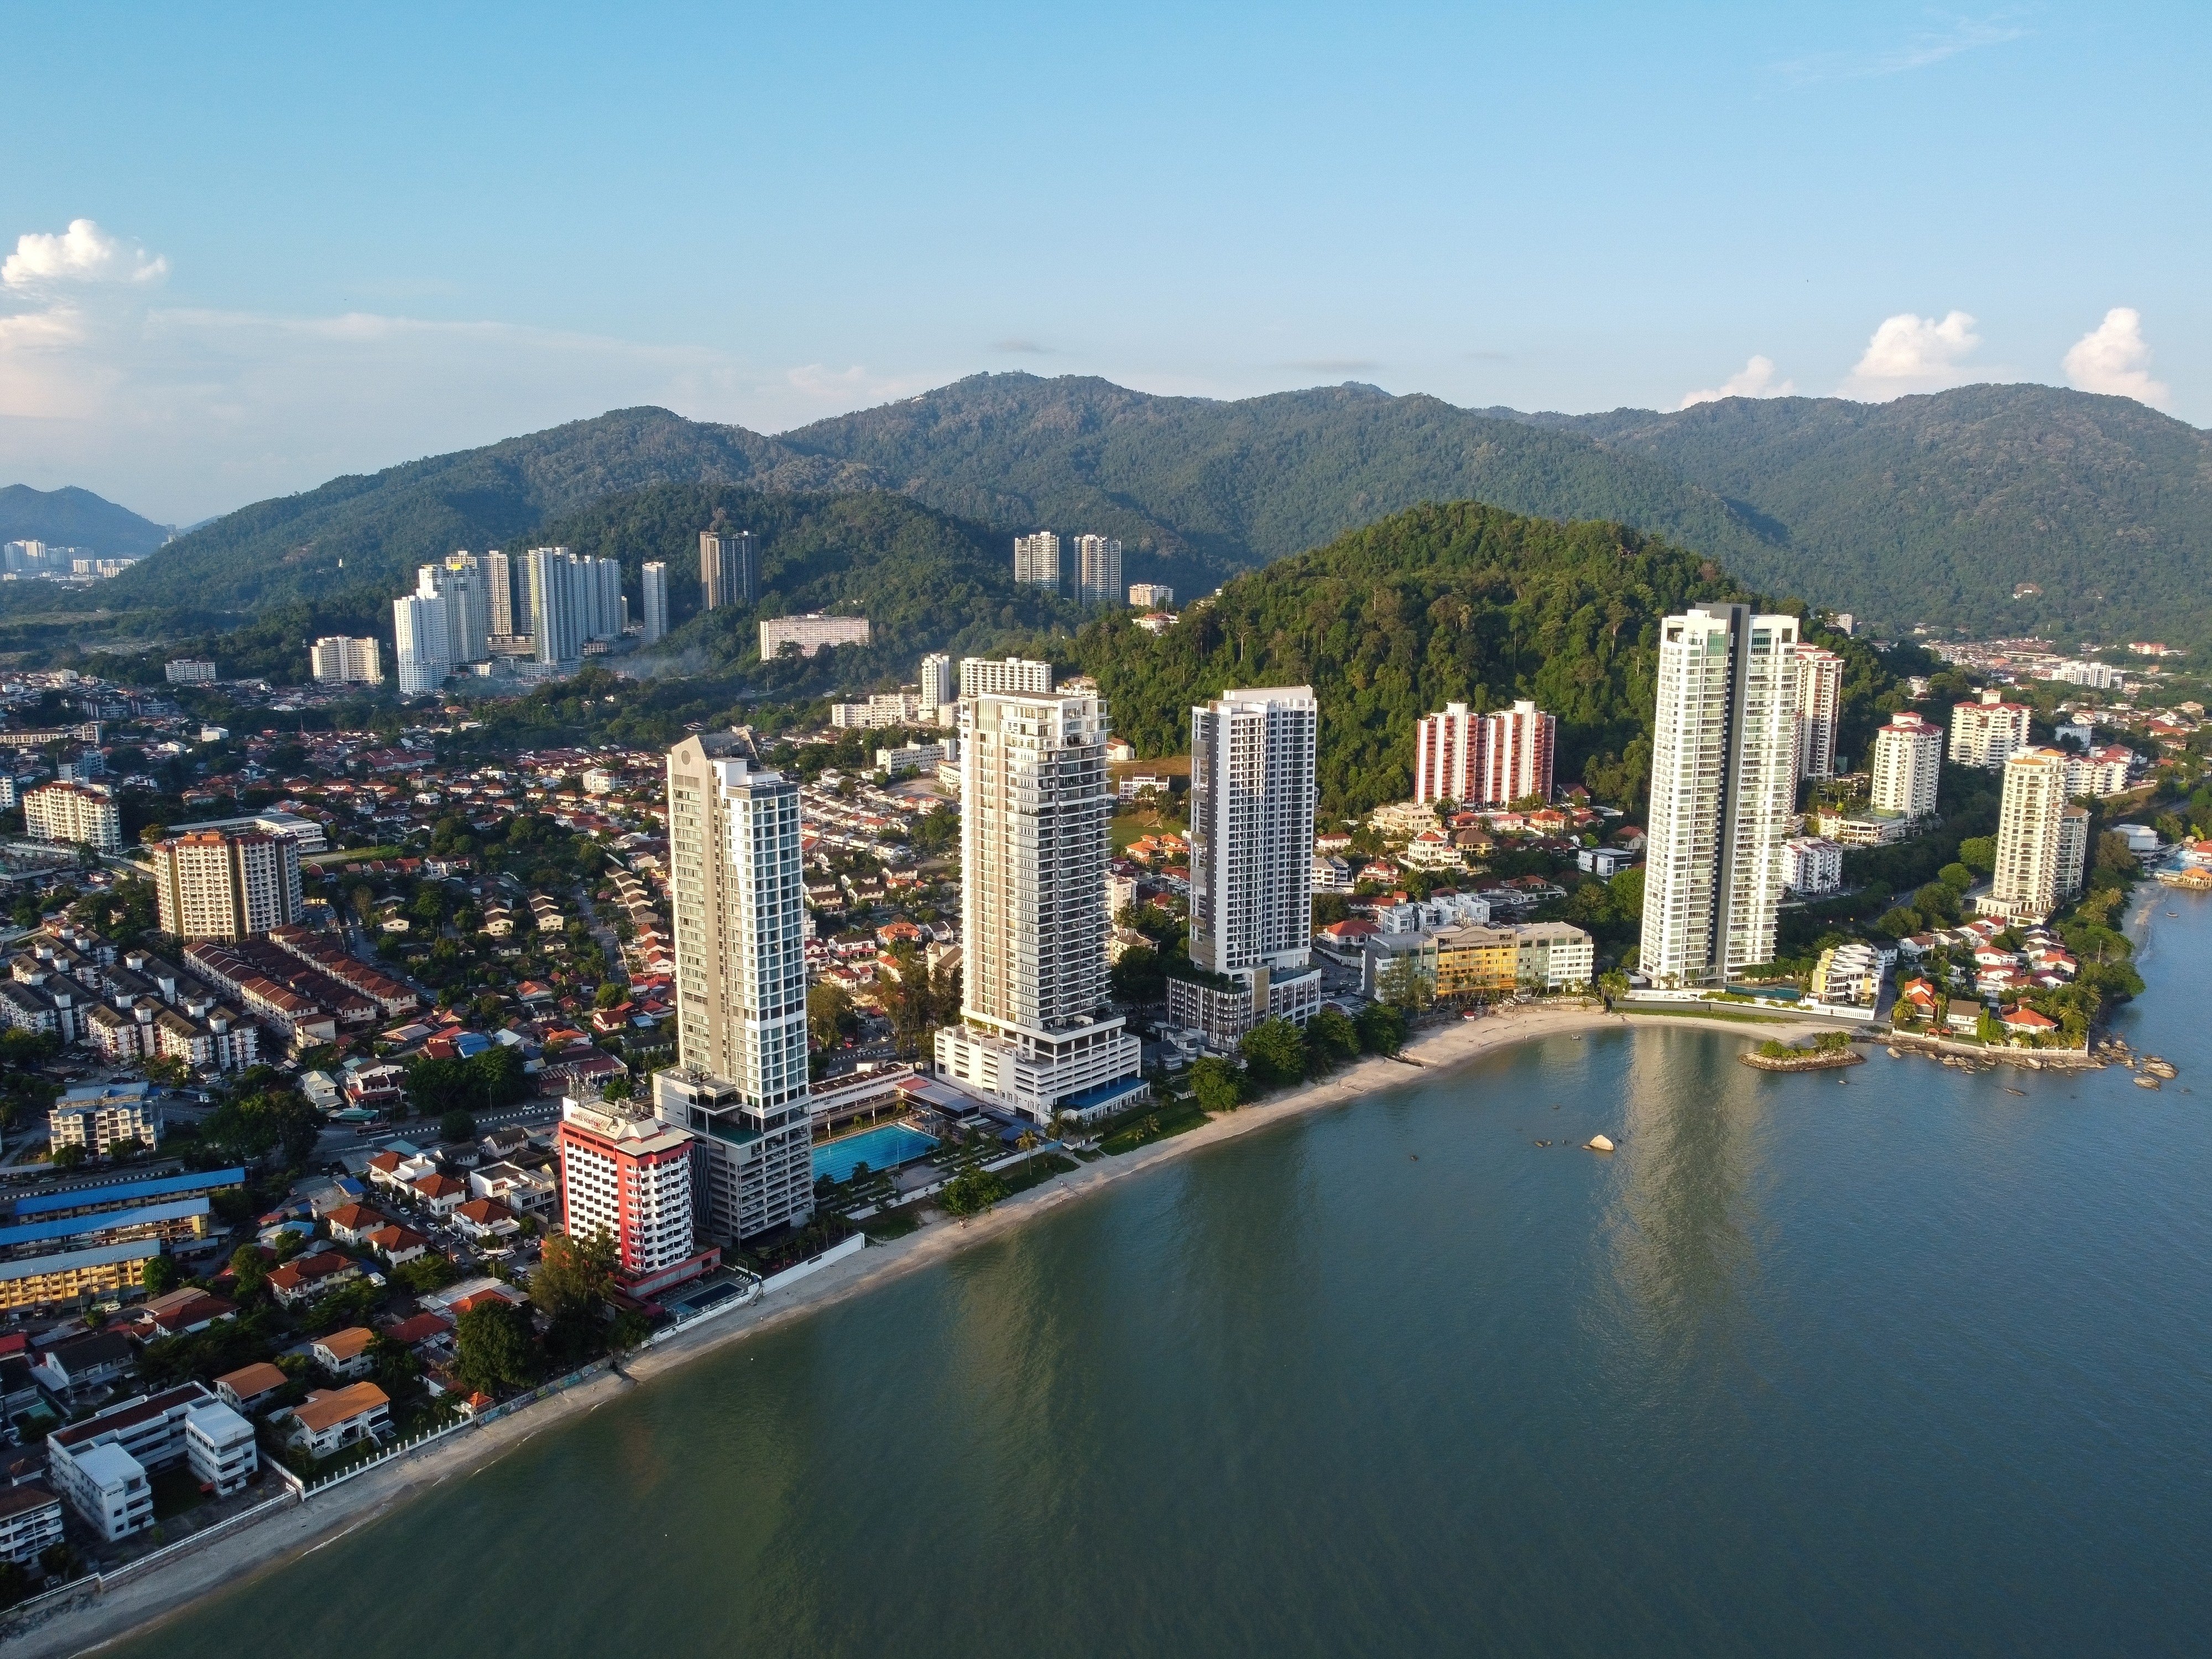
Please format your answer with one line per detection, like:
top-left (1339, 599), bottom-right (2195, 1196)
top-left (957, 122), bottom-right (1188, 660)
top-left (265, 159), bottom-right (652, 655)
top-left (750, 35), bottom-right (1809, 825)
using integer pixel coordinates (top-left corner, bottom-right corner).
top-left (18, 1000), bottom-right (1822, 1658)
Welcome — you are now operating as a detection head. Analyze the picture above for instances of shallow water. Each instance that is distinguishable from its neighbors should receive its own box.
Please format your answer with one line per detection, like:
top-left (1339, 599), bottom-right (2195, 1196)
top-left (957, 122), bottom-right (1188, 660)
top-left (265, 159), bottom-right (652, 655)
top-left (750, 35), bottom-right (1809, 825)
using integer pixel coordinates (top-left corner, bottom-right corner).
top-left (124, 898), bottom-right (2212, 1657)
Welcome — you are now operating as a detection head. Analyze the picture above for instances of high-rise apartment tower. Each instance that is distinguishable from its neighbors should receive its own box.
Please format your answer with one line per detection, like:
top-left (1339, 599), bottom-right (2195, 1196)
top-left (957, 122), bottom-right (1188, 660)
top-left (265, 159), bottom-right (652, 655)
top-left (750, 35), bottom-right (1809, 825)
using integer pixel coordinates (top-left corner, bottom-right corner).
top-left (1013, 532), bottom-right (1061, 589)
top-left (1074, 535), bottom-right (1122, 603)
top-left (1639, 606), bottom-right (1801, 988)
top-left (1870, 712), bottom-right (1943, 819)
top-left (1794, 646), bottom-right (1845, 780)
top-left (640, 562), bottom-right (669, 646)
top-left (700, 530), bottom-right (758, 611)
top-left (1412, 700), bottom-right (1556, 807)
top-left (935, 688), bottom-right (1146, 1123)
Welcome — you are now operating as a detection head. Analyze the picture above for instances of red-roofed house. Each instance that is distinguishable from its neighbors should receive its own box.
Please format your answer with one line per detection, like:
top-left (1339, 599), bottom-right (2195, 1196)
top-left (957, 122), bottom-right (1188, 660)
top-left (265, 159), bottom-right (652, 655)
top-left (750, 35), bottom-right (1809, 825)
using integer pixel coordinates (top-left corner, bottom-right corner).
top-left (2000, 1006), bottom-right (2060, 1035)
top-left (266, 1251), bottom-right (363, 1307)
top-left (411, 1173), bottom-right (467, 1217)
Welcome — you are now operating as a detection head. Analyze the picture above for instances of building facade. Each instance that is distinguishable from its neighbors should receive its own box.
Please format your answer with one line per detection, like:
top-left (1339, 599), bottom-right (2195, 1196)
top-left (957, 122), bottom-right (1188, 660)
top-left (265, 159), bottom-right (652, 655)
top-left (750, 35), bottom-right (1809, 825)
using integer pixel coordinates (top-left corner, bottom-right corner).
top-left (640, 561), bottom-right (669, 645)
top-left (1981, 747), bottom-right (2079, 921)
top-left (1013, 531), bottom-right (1061, 588)
top-left (759, 614), bottom-right (870, 659)
top-left (148, 830), bottom-right (302, 941)
top-left (1128, 583), bottom-right (1174, 609)
top-left (310, 635), bottom-right (383, 686)
top-left (1870, 711), bottom-right (1943, 819)
top-left (1411, 700), bottom-right (1557, 807)
top-left (1781, 836), bottom-right (1845, 895)
top-left (393, 592), bottom-right (450, 695)
top-left (920, 652), bottom-right (956, 711)
top-left (24, 782), bottom-right (121, 853)
top-left (935, 687), bottom-right (1145, 1123)
top-left (1794, 646), bottom-right (1846, 780)
top-left (1074, 535), bottom-right (1122, 603)
top-left (1949, 689), bottom-right (2034, 768)
top-left (700, 529), bottom-right (758, 611)
top-left (556, 1095), bottom-right (714, 1289)
top-left (958, 656), bottom-right (1053, 698)
top-left (651, 1068), bottom-right (813, 1248)
top-left (1180, 686), bottom-right (1321, 1044)
top-left (1639, 606), bottom-right (1801, 987)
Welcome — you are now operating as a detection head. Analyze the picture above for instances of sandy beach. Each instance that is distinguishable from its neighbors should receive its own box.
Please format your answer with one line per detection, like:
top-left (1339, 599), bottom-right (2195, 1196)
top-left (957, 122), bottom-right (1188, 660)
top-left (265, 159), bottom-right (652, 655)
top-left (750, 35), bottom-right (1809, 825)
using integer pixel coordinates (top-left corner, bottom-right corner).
top-left (19, 1000), bottom-right (1810, 1658)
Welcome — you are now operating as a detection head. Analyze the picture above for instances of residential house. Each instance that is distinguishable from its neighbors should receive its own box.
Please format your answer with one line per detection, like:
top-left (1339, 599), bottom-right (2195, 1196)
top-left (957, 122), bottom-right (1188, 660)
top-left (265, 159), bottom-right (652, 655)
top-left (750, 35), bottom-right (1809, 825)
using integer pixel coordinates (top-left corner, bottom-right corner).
top-left (0, 1484), bottom-right (63, 1566)
top-left (411, 1173), bottom-right (467, 1217)
top-left (323, 1204), bottom-right (388, 1247)
top-left (364, 1224), bottom-right (430, 1266)
top-left (452, 1198), bottom-right (519, 1242)
top-left (284, 1382), bottom-right (391, 1458)
top-left (265, 1250), bottom-right (363, 1307)
top-left (311, 1327), bottom-right (377, 1380)
top-left (213, 1361), bottom-right (289, 1415)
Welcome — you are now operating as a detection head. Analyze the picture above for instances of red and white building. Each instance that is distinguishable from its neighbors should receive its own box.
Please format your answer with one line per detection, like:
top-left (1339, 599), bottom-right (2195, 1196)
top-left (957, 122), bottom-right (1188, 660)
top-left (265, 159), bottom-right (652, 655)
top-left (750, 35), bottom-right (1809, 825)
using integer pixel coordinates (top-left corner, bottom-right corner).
top-left (1412, 701), bottom-right (1554, 807)
top-left (555, 1095), bottom-right (717, 1297)
top-left (1949, 689), bottom-right (2033, 768)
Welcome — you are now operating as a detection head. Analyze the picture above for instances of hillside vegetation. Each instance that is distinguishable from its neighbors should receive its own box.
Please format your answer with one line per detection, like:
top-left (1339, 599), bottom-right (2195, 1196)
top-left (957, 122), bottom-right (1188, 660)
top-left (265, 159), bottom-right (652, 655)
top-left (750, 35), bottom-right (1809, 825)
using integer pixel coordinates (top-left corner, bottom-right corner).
top-left (29, 373), bottom-right (2212, 656)
top-left (1052, 500), bottom-right (1892, 819)
top-left (1498, 384), bottom-right (2212, 645)
top-left (0, 484), bottom-right (171, 556)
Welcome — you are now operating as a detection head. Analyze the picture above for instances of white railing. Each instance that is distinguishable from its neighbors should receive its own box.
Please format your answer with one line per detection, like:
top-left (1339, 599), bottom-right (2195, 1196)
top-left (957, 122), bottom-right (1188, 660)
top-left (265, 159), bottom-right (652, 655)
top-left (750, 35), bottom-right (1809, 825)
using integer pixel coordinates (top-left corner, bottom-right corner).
top-left (298, 1415), bottom-right (472, 1498)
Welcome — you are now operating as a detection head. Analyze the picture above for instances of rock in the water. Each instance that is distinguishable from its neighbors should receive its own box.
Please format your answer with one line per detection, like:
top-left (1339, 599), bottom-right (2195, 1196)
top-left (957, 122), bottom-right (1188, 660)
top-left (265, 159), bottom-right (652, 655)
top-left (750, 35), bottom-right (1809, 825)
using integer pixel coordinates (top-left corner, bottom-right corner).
top-left (1586, 1134), bottom-right (1616, 1152)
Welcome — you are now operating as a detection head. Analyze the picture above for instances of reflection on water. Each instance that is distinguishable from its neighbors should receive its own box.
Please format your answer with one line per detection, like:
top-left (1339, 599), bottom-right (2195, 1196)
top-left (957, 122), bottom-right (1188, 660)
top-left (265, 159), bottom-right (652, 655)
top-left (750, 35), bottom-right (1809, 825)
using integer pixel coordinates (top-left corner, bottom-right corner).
top-left (1605, 1031), bottom-right (1770, 1355)
top-left (113, 904), bottom-right (2212, 1659)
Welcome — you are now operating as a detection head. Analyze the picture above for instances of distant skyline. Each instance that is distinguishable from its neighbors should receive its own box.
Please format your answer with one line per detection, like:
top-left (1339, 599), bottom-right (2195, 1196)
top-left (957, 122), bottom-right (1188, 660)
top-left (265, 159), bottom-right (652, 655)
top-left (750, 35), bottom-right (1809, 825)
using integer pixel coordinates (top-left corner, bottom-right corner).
top-left (2, 1), bottom-right (2206, 522)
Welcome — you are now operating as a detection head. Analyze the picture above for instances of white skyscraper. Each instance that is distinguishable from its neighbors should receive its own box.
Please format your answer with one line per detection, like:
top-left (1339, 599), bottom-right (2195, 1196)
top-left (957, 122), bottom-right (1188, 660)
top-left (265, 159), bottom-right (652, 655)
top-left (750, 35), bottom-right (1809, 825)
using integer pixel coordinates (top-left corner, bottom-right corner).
top-left (1981, 747), bottom-right (2083, 922)
top-left (415, 555), bottom-right (489, 666)
top-left (658, 734), bottom-right (815, 1241)
top-left (935, 687), bottom-right (1146, 1124)
top-left (393, 593), bottom-right (452, 696)
top-left (641, 561), bottom-right (669, 645)
top-left (1173, 687), bottom-right (1322, 1041)
top-left (1013, 531), bottom-right (1061, 589)
top-left (1870, 712), bottom-right (1943, 819)
top-left (920, 652), bottom-right (955, 711)
top-left (1794, 646), bottom-right (1845, 780)
top-left (958, 656), bottom-right (1054, 697)
top-left (1639, 606), bottom-right (1801, 988)
top-left (1074, 535), bottom-right (1122, 603)
top-left (527, 547), bottom-right (580, 666)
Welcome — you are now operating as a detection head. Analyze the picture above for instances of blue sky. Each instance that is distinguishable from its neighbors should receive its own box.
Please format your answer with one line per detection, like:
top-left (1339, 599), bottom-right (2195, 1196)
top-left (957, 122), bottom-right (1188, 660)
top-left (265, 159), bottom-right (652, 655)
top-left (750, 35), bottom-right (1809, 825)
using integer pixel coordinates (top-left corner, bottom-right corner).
top-left (1, 1), bottom-right (2205, 521)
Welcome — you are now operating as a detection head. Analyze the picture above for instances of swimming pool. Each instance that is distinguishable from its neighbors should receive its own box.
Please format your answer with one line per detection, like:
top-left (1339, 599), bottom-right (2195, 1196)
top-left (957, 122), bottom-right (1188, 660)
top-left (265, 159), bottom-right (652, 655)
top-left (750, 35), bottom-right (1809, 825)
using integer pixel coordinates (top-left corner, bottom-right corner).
top-left (813, 1123), bottom-right (939, 1184)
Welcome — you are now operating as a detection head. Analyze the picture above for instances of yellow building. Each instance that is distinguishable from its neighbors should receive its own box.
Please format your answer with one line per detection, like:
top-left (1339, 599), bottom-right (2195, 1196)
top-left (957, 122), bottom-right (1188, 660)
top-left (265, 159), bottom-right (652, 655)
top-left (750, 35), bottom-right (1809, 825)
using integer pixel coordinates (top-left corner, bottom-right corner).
top-left (0, 1240), bottom-right (156, 1311)
top-left (1434, 926), bottom-right (1520, 997)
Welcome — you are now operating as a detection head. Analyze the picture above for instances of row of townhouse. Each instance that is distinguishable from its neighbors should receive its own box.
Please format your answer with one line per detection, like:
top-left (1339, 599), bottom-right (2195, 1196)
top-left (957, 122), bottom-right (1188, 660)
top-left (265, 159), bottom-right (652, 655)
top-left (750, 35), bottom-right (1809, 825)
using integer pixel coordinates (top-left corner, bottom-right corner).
top-left (263, 923), bottom-right (421, 1017)
top-left (3, 932), bottom-right (262, 1073)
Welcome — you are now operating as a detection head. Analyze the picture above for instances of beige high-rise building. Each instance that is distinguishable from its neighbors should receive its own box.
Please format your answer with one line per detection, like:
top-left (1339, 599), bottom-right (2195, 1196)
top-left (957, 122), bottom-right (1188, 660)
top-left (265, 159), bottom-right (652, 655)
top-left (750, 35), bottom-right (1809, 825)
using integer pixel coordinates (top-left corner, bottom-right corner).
top-left (935, 687), bottom-right (1145, 1123)
top-left (1794, 646), bottom-right (1845, 780)
top-left (958, 656), bottom-right (1053, 697)
top-left (1869, 712), bottom-right (1943, 819)
top-left (1639, 606), bottom-right (1800, 988)
top-left (1074, 535), bottom-right (1122, 603)
top-left (148, 831), bottom-right (302, 941)
top-left (1013, 531), bottom-right (1061, 589)
top-left (309, 637), bottom-right (383, 687)
top-left (660, 734), bottom-right (816, 1241)
top-left (1981, 748), bottom-right (2081, 921)
top-left (483, 550), bottom-right (515, 638)
top-left (700, 530), bottom-right (757, 611)
top-left (24, 783), bottom-right (121, 854)
top-left (1949, 688), bottom-right (2033, 768)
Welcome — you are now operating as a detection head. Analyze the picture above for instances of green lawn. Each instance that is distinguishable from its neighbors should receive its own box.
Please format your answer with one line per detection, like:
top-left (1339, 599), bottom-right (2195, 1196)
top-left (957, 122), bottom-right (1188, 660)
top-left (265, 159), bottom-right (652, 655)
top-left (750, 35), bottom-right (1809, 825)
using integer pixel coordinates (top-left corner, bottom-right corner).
top-left (999, 1152), bottom-right (1077, 1194)
top-left (1100, 1099), bottom-right (1211, 1155)
top-left (860, 1207), bottom-right (920, 1242)
top-left (150, 1465), bottom-right (212, 1521)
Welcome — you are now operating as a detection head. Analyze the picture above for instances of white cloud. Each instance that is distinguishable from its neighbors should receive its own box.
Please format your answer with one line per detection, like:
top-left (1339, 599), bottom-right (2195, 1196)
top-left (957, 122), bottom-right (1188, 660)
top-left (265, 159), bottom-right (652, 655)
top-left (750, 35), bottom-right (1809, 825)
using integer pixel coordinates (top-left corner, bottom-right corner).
top-left (2061, 307), bottom-right (2170, 409)
top-left (1840, 310), bottom-right (1983, 398)
top-left (1775, 17), bottom-right (2028, 83)
top-left (2, 219), bottom-right (167, 289)
top-left (1677, 354), bottom-right (1794, 409)
top-left (0, 217), bottom-right (959, 520)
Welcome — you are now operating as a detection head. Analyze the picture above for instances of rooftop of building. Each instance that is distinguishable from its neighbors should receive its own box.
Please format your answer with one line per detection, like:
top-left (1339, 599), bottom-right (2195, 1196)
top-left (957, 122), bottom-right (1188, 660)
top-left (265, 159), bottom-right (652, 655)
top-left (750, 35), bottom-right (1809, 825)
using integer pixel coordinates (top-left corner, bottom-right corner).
top-left (291, 1381), bottom-right (390, 1434)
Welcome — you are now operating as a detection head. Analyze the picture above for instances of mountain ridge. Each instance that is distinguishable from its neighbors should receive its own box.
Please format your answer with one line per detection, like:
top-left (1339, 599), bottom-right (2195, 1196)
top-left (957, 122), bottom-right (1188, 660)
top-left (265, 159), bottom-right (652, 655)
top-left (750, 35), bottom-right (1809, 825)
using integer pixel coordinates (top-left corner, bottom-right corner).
top-left (31, 373), bottom-right (2212, 649)
top-left (0, 484), bottom-right (173, 557)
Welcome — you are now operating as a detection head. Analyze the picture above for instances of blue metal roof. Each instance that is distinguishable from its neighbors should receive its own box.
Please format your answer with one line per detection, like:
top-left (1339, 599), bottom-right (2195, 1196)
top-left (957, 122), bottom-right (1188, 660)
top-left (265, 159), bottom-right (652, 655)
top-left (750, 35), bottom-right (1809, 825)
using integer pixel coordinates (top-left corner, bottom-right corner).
top-left (0, 1196), bottom-right (209, 1249)
top-left (13, 1166), bottom-right (245, 1219)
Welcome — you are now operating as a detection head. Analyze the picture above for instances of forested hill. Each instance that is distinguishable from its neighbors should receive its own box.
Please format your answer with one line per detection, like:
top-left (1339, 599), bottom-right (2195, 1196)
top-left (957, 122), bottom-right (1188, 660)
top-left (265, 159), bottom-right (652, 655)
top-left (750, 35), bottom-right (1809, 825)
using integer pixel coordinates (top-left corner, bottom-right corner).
top-left (1485, 384), bottom-right (2212, 647)
top-left (0, 484), bottom-right (171, 556)
top-left (64, 408), bottom-right (875, 617)
top-left (53, 373), bottom-right (2212, 651)
top-left (770, 375), bottom-right (1774, 598)
top-left (1056, 500), bottom-right (1893, 820)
